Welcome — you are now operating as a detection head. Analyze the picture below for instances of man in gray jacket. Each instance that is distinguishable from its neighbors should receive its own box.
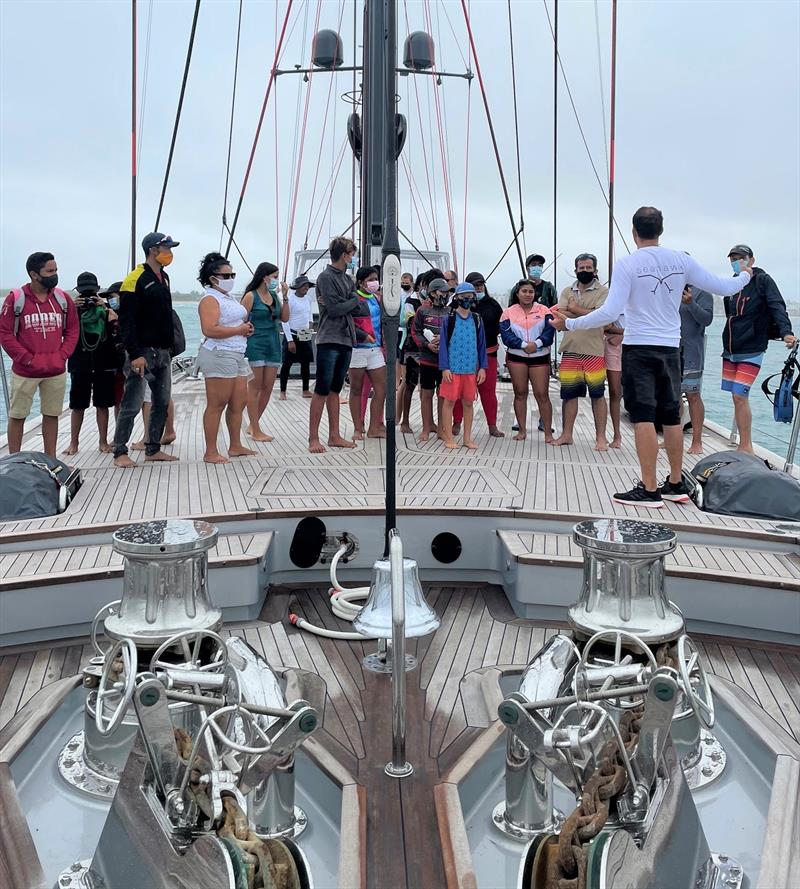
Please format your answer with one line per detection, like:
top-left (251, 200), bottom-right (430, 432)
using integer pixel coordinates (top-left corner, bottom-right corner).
top-left (679, 283), bottom-right (713, 454)
top-left (308, 236), bottom-right (360, 453)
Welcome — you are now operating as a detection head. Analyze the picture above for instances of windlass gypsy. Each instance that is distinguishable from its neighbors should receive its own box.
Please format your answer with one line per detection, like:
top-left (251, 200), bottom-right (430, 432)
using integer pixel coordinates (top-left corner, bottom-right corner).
top-left (495, 519), bottom-right (738, 889)
top-left (57, 520), bottom-right (321, 889)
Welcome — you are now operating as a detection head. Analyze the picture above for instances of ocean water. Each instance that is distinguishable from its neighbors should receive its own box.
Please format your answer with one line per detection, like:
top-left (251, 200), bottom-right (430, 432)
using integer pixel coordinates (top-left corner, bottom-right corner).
top-left (1, 304), bottom-right (797, 459)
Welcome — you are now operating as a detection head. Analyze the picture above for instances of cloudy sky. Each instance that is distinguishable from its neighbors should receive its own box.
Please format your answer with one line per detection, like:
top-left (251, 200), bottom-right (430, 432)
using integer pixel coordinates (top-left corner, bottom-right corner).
top-left (1, 0), bottom-right (798, 300)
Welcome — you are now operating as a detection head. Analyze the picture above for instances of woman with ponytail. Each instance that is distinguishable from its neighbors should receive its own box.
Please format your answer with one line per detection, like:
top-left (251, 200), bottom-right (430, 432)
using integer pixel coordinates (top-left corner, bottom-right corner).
top-left (241, 262), bottom-right (290, 441)
top-left (196, 252), bottom-right (256, 464)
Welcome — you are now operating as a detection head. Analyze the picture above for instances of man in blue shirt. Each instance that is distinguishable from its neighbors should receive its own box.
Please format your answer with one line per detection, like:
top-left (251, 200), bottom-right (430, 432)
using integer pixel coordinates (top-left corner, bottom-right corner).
top-left (438, 283), bottom-right (487, 449)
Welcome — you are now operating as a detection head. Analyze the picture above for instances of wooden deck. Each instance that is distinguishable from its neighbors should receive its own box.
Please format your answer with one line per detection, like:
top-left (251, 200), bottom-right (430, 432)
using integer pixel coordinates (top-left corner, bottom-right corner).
top-left (1, 584), bottom-right (799, 888)
top-left (0, 375), bottom-right (795, 533)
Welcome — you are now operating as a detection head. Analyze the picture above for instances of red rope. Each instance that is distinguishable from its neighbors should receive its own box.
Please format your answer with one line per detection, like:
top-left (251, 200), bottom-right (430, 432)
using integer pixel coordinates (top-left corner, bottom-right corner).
top-left (458, 0), bottom-right (526, 276)
top-left (461, 71), bottom-right (472, 274)
top-left (303, 0), bottom-right (347, 249)
top-left (282, 0), bottom-right (324, 278)
top-left (225, 0), bottom-right (294, 257)
top-left (402, 0), bottom-right (439, 250)
top-left (423, 0), bottom-right (458, 275)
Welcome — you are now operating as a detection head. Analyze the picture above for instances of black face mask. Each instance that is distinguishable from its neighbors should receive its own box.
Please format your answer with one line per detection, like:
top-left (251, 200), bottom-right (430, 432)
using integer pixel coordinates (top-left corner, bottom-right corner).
top-left (401, 284), bottom-right (411, 291)
top-left (38, 273), bottom-right (59, 290)
top-left (576, 270), bottom-right (595, 285)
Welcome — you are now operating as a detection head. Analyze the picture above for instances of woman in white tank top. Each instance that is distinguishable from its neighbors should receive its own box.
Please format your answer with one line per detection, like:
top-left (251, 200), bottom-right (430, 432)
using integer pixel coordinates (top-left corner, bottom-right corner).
top-left (196, 252), bottom-right (256, 464)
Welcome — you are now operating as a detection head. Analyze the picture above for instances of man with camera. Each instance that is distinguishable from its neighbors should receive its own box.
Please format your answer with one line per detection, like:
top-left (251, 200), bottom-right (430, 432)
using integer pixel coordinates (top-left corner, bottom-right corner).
top-left (63, 272), bottom-right (123, 455)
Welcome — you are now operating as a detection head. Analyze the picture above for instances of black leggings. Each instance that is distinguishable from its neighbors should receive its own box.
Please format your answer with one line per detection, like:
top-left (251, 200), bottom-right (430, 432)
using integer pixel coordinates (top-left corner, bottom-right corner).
top-left (279, 336), bottom-right (314, 392)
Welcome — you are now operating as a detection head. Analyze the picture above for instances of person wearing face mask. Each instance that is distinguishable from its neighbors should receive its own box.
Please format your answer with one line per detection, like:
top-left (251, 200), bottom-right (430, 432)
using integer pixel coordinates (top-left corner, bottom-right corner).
top-left (451, 272), bottom-right (504, 438)
top-left (98, 282), bottom-right (127, 418)
top-left (550, 207), bottom-right (754, 508)
top-left (412, 275), bottom-right (453, 441)
top-left (63, 272), bottom-right (124, 455)
top-left (194, 252), bottom-right (257, 464)
top-left (113, 231), bottom-right (180, 468)
top-left (722, 244), bottom-right (796, 454)
top-left (241, 262), bottom-right (290, 442)
top-left (508, 253), bottom-right (557, 308)
top-left (396, 272), bottom-right (427, 433)
top-left (348, 266), bottom-right (387, 440)
top-left (278, 275), bottom-right (316, 400)
top-left (552, 254), bottom-right (610, 451)
top-left (439, 282), bottom-right (488, 449)
top-left (0, 251), bottom-right (79, 457)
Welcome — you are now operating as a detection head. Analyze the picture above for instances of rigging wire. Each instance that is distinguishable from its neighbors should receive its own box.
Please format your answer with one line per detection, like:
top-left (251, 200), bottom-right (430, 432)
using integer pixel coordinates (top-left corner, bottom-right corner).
top-left (507, 0), bottom-right (525, 260)
top-left (309, 136), bottom-right (350, 245)
top-left (594, 0), bottom-right (610, 181)
top-left (225, 0), bottom-right (295, 256)
top-left (220, 0), bottom-right (244, 253)
top-left (402, 0), bottom-right (439, 250)
top-left (553, 0), bottom-right (558, 294)
top-left (461, 58), bottom-right (472, 274)
top-left (301, 217), bottom-right (360, 276)
top-left (541, 0), bottom-right (630, 254)
top-left (136, 0), bottom-right (154, 164)
top-left (282, 0), bottom-right (324, 279)
top-left (154, 0), bottom-right (201, 231)
top-left (222, 222), bottom-right (254, 275)
top-left (424, 0), bottom-right (458, 274)
top-left (274, 0), bottom-right (281, 263)
top-left (400, 154), bottom-right (437, 248)
top-left (398, 227), bottom-right (437, 270)
top-left (459, 0), bottom-right (526, 276)
top-left (607, 0), bottom-right (618, 276)
top-left (303, 0), bottom-right (347, 249)
top-left (483, 227), bottom-right (524, 283)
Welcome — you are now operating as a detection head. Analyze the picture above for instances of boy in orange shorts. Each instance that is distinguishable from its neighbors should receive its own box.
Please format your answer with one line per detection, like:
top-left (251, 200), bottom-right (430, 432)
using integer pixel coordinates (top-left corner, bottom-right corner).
top-left (439, 282), bottom-right (487, 449)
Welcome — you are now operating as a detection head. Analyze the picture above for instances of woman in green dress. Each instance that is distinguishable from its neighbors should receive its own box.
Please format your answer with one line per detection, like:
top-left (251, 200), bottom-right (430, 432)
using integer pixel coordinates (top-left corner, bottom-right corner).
top-left (241, 262), bottom-right (290, 441)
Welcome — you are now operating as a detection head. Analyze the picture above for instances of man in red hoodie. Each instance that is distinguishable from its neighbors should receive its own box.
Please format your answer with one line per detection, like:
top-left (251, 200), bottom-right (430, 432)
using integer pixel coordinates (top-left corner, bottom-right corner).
top-left (0, 252), bottom-right (79, 456)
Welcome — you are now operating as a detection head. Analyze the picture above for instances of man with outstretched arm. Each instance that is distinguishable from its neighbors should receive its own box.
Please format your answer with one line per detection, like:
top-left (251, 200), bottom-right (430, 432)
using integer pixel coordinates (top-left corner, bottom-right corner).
top-left (550, 206), bottom-right (752, 509)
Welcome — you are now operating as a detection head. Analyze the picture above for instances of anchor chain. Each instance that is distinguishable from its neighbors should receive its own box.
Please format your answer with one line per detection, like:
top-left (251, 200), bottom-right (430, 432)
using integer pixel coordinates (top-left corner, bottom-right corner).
top-left (174, 728), bottom-right (302, 889)
top-left (541, 643), bottom-right (676, 889)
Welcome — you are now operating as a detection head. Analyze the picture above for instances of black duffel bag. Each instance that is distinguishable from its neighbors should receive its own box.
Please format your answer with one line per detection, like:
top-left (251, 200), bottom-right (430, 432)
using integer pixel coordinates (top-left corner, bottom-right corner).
top-left (689, 450), bottom-right (800, 522)
top-left (0, 452), bottom-right (81, 521)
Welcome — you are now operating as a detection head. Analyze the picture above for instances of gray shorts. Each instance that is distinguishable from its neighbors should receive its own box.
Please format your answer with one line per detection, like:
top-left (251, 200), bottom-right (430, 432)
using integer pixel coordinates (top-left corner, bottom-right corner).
top-left (196, 346), bottom-right (251, 379)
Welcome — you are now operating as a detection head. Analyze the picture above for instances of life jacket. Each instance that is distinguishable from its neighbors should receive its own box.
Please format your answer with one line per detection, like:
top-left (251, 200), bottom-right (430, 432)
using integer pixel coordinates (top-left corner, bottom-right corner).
top-left (12, 287), bottom-right (69, 337)
top-left (761, 343), bottom-right (799, 423)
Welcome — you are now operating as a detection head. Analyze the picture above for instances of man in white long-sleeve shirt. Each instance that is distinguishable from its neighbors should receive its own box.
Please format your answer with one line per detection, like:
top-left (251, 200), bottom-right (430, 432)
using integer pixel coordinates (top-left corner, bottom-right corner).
top-left (551, 206), bottom-right (752, 508)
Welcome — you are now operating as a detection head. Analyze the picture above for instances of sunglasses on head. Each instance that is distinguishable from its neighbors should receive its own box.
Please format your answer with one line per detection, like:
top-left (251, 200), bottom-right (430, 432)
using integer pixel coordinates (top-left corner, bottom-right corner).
top-left (575, 253), bottom-right (597, 264)
top-left (215, 272), bottom-right (236, 279)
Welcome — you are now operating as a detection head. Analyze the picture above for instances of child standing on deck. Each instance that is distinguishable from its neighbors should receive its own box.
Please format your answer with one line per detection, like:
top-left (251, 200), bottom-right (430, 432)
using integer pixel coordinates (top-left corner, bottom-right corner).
top-left (439, 282), bottom-right (487, 450)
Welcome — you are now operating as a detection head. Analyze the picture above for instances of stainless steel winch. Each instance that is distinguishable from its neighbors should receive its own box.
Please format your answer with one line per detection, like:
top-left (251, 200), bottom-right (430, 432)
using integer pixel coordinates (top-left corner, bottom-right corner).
top-left (57, 519), bottom-right (321, 889)
top-left (495, 519), bottom-right (738, 889)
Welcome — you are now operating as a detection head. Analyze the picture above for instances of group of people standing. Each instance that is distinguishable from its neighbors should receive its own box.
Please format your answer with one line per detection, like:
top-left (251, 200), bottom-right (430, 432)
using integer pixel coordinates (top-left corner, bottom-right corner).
top-left (1, 207), bottom-right (795, 511)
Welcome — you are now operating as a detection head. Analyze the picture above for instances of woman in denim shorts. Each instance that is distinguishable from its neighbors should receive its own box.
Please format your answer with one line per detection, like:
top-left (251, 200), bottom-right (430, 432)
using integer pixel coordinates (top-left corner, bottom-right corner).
top-left (196, 252), bottom-right (256, 464)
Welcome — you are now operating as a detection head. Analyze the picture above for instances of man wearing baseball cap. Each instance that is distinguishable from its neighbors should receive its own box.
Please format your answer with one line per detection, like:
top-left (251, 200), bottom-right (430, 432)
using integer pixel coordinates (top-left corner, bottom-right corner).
top-left (279, 274), bottom-right (316, 399)
top-left (112, 231), bottom-right (180, 468)
top-left (722, 244), bottom-right (796, 453)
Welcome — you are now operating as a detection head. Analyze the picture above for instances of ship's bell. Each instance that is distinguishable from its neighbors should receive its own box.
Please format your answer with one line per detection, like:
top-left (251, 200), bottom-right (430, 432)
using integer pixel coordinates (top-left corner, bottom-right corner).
top-left (567, 519), bottom-right (685, 644)
top-left (104, 519), bottom-right (222, 646)
top-left (353, 557), bottom-right (440, 638)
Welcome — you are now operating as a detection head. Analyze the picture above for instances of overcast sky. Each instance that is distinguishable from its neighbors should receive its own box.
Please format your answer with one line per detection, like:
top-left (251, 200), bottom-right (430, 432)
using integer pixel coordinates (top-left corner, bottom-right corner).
top-left (1, 0), bottom-right (798, 300)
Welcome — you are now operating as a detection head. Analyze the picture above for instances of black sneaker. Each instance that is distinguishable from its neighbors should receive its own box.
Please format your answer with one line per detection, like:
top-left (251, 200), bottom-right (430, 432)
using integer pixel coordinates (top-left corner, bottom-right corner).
top-left (659, 478), bottom-right (691, 503)
top-left (613, 481), bottom-right (663, 508)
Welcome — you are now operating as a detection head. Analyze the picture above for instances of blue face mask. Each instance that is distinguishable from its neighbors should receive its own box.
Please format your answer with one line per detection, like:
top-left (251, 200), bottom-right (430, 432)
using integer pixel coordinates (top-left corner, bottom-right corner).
top-left (108, 296), bottom-right (120, 310)
top-left (528, 266), bottom-right (543, 280)
top-left (475, 289), bottom-right (485, 300)
top-left (268, 279), bottom-right (279, 293)
top-left (348, 256), bottom-right (358, 270)
top-left (730, 259), bottom-right (741, 275)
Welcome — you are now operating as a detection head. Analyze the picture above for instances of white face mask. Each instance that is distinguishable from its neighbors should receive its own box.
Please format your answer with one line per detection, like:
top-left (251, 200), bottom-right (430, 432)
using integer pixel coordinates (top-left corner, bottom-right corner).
top-left (215, 277), bottom-right (235, 294)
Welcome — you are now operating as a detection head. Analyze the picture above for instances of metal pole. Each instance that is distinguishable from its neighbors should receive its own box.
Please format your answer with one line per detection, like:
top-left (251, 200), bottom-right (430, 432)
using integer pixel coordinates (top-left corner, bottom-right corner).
top-left (385, 531), bottom-right (412, 777)
top-left (784, 395), bottom-right (800, 474)
top-left (131, 0), bottom-right (137, 266)
top-left (607, 0), bottom-right (617, 279)
top-left (0, 353), bottom-right (10, 414)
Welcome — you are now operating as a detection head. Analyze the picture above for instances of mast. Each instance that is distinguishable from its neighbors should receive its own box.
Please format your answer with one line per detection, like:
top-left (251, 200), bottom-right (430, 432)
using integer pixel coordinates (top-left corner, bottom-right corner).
top-left (361, 0), bottom-right (402, 553)
top-left (607, 0), bottom-right (617, 279)
top-left (552, 0), bottom-right (558, 295)
top-left (131, 0), bottom-right (137, 266)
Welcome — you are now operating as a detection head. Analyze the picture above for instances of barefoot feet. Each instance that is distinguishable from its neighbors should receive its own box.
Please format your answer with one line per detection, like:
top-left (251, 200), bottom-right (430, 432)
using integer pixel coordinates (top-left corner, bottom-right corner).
top-left (145, 451), bottom-right (179, 462)
top-left (228, 446), bottom-right (257, 458)
top-left (329, 436), bottom-right (357, 449)
top-left (62, 443), bottom-right (79, 456)
top-left (549, 436), bottom-right (573, 447)
top-left (687, 442), bottom-right (703, 455)
top-left (309, 438), bottom-right (327, 454)
top-left (609, 437), bottom-right (622, 449)
top-left (204, 452), bottom-right (230, 464)
top-left (488, 426), bottom-right (505, 438)
top-left (113, 454), bottom-right (136, 469)
top-left (463, 439), bottom-right (478, 450)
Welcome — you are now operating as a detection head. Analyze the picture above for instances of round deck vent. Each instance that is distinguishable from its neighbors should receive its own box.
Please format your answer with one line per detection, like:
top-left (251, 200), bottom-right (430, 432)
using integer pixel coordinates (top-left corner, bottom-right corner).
top-left (290, 516), bottom-right (327, 568)
top-left (431, 531), bottom-right (461, 564)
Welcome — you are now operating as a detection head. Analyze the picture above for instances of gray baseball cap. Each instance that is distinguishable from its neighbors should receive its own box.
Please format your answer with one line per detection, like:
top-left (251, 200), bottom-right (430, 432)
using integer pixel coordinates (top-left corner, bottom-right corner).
top-left (428, 277), bottom-right (451, 292)
top-left (727, 244), bottom-right (753, 258)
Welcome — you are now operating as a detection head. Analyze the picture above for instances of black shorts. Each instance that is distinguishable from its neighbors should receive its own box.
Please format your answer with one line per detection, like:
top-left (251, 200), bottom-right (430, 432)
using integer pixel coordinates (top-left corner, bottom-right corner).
top-left (506, 352), bottom-right (550, 367)
top-left (403, 355), bottom-right (420, 389)
top-left (419, 363), bottom-right (442, 391)
top-left (314, 343), bottom-right (352, 396)
top-left (621, 345), bottom-right (681, 425)
top-left (69, 369), bottom-right (117, 410)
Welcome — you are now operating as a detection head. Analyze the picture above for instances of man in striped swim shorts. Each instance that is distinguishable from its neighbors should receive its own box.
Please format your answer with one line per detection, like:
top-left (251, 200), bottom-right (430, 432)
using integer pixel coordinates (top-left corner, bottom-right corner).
top-left (552, 253), bottom-right (610, 450)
